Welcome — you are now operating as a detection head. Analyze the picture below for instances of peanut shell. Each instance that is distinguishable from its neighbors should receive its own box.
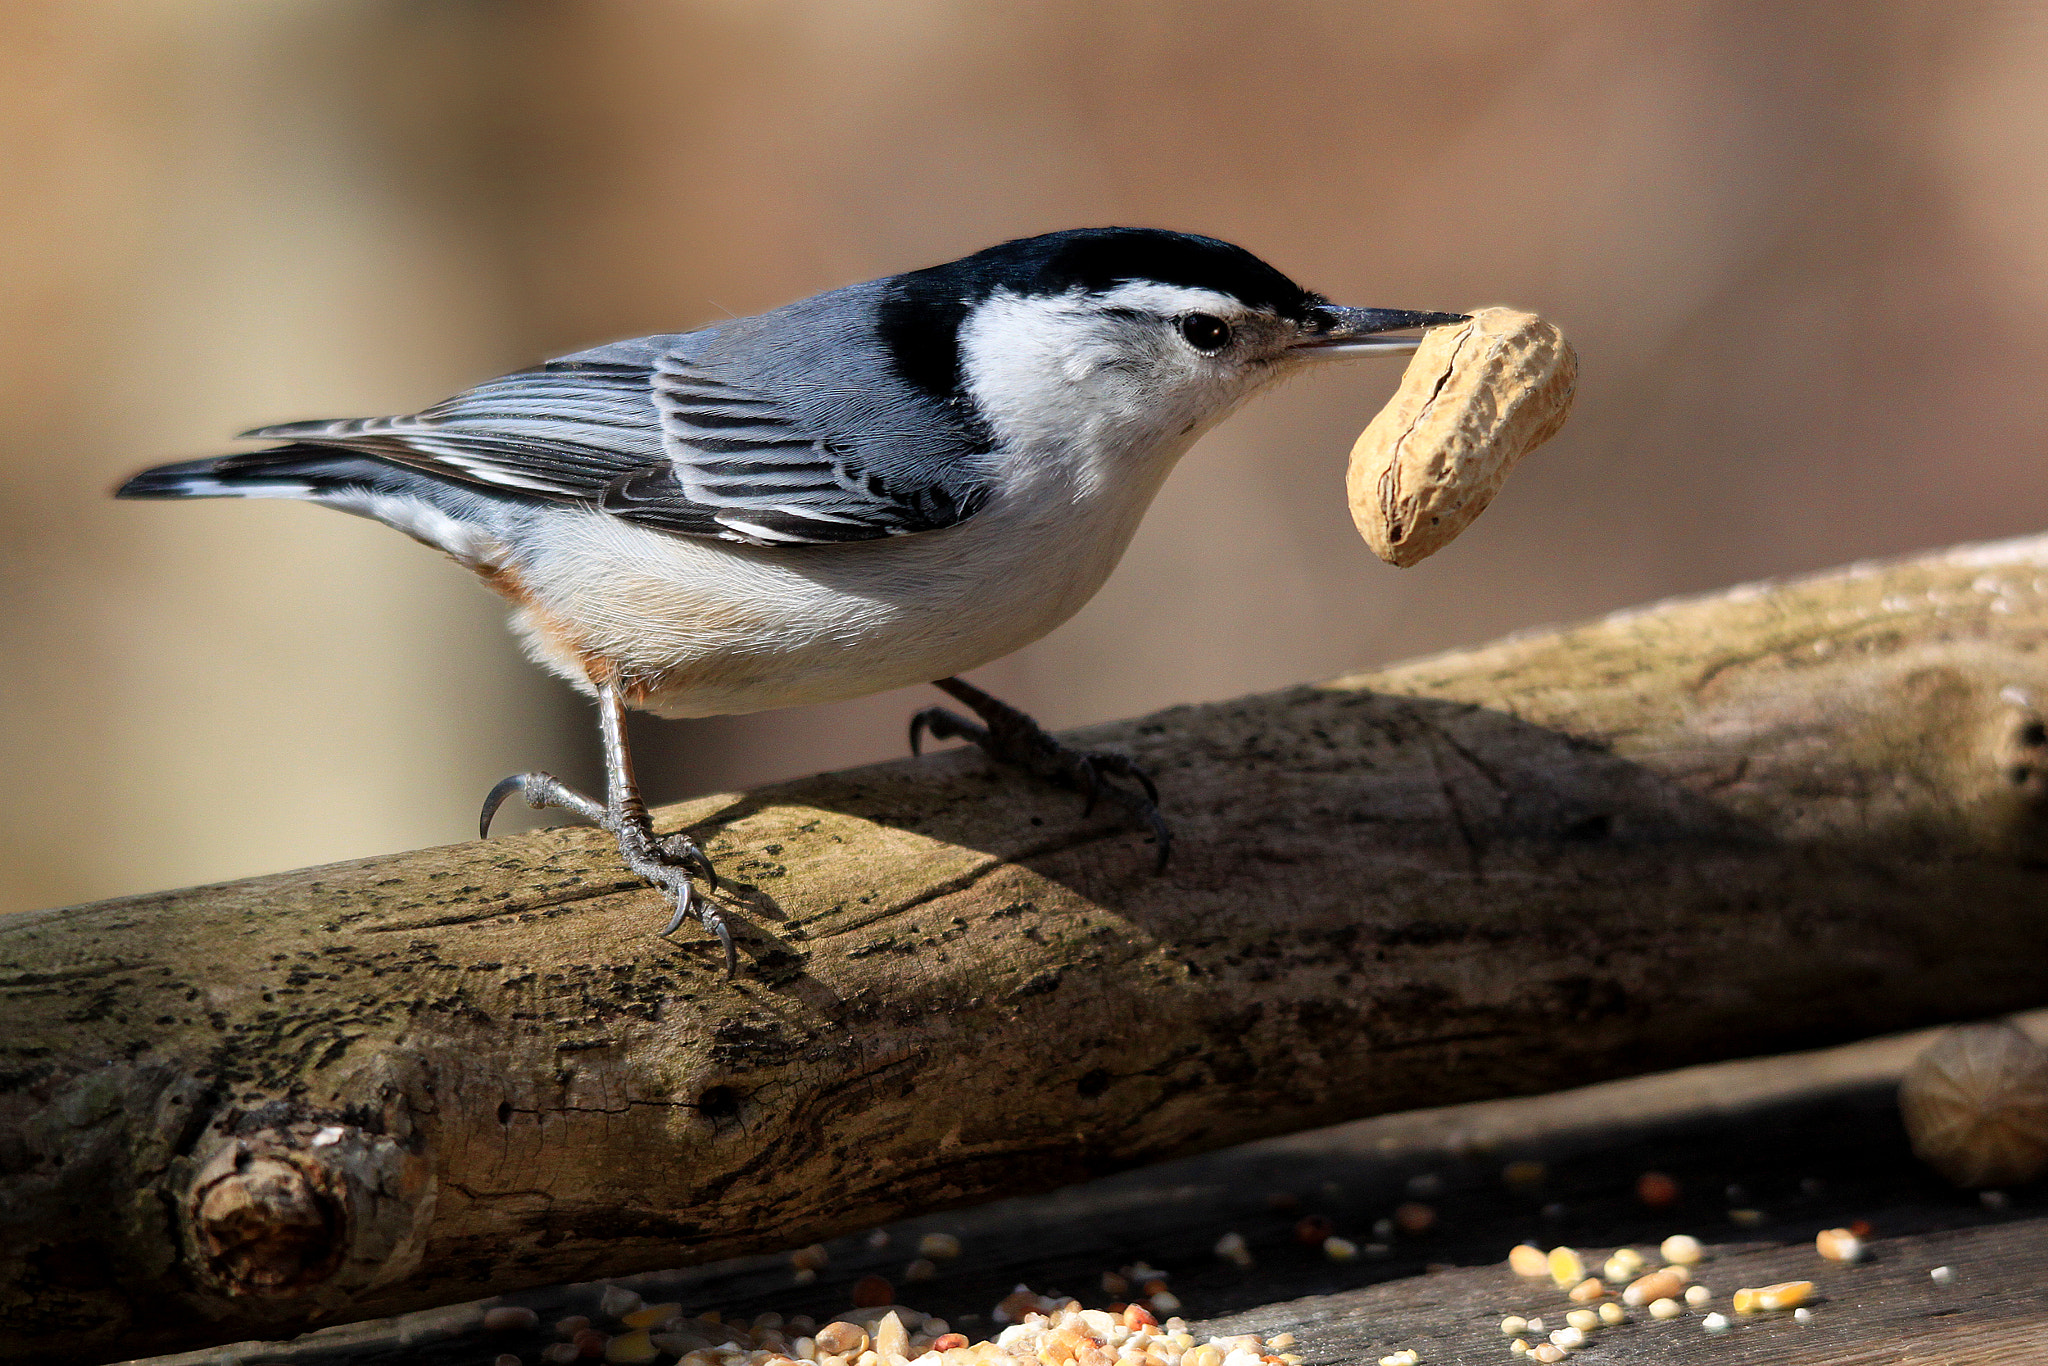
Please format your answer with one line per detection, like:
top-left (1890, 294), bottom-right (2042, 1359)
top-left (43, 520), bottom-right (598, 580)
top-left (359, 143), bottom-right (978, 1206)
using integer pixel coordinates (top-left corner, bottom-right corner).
top-left (1347, 306), bottom-right (1577, 567)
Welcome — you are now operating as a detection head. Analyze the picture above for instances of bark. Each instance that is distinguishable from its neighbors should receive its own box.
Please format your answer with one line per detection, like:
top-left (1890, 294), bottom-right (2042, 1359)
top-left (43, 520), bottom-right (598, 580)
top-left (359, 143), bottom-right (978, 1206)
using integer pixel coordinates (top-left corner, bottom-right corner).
top-left (7, 532), bottom-right (2048, 1363)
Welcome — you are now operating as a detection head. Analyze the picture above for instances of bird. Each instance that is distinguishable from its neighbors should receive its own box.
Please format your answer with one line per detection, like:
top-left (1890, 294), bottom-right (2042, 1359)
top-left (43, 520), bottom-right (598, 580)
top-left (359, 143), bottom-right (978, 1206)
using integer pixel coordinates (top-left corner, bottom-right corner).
top-left (118, 227), bottom-right (1464, 975)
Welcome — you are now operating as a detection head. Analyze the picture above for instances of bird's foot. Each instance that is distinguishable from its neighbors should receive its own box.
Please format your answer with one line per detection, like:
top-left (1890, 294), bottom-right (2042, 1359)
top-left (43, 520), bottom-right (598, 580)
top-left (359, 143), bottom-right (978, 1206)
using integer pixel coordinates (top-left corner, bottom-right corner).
top-left (910, 677), bottom-right (1171, 870)
top-left (479, 770), bottom-right (732, 974)
top-left (615, 821), bottom-right (734, 976)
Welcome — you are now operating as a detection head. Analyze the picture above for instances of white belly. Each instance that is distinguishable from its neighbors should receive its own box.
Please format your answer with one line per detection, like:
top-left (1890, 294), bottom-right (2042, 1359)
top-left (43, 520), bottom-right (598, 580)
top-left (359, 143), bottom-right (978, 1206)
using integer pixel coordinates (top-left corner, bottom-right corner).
top-left (497, 460), bottom-right (1173, 717)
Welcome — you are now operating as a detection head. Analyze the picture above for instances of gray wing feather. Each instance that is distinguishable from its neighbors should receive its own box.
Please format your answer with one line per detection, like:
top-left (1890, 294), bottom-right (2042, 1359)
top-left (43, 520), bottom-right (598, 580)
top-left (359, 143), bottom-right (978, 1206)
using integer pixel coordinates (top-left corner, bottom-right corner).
top-left (241, 334), bottom-right (991, 546)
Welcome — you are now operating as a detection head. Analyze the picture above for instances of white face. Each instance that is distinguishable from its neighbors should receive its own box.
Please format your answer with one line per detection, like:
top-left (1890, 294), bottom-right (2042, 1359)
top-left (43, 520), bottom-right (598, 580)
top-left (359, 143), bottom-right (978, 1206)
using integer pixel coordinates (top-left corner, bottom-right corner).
top-left (956, 280), bottom-right (1315, 469)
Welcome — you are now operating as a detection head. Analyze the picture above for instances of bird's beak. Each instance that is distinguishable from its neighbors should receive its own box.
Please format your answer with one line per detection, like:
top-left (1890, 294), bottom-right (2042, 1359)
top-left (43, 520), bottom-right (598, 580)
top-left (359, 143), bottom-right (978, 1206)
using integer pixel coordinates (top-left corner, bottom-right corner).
top-left (1291, 305), bottom-right (1469, 359)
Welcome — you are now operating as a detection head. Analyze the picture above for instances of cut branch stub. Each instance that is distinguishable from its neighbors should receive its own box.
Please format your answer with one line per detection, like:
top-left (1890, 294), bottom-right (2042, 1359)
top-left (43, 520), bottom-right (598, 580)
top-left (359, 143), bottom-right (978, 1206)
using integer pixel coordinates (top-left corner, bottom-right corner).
top-left (188, 1144), bottom-right (340, 1296)
top-left (178, 1110), bottom-right (435, 1316)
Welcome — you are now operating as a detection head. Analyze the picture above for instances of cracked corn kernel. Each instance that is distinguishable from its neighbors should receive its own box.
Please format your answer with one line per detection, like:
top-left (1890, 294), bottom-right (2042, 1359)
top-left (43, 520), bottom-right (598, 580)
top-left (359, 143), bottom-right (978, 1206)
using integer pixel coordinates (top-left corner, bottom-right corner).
top-left (1564, 1310), bottom-right (1598, 1332)
top-left (1701, 1314), bottom-right (1731, 1333)
top-left (814, 1323), bottom-right (868, 1357)
top-left (1648, 1299), bottom-right (1682, 1321)
top-left (1683, 1286), bottom-right (1710, 1309)
top-left (1733, 1281), bottom-right (1811, 1313)
top-left (874, 1312), bottom-right (910, 1359)
top-left (1659, 1234), bottom-right (1703, 1265)
top-left (604, 1331), bottom-right (659, 1364)
top-left (1549, 1327), bottom-right (1585, 1349)
top-left (1623, 1270), bottom-right (1687, 1306)
top-left (1601, 1249), bottom-right (1644, 1283)
top-left (1566, 1278), bottom-right (1605, 1303)
top-left (1509, 1341), bottom-right (1529, 1357)
top-left (1499, 1317), bottom-right (1528, 1336)
top-left (1597, 1303), bottom-right (1625, 1327)
top-left (1530, 1346), bottom-right (1565, 1364)
top-left (1815, 1228), bottom-right (1863, 1262)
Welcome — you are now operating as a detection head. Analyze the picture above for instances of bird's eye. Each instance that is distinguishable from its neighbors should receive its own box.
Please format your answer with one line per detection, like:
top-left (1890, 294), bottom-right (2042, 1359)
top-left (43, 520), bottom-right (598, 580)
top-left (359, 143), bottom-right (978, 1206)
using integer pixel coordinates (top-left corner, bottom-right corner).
top-left (1178, 313), bottom-right (1232, 353)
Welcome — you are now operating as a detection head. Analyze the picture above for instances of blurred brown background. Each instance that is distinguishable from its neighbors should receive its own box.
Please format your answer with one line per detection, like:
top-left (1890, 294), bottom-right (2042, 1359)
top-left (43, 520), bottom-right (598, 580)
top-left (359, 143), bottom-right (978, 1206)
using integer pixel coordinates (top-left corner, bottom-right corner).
top-left (4, 1), bottom-right (2046, 914)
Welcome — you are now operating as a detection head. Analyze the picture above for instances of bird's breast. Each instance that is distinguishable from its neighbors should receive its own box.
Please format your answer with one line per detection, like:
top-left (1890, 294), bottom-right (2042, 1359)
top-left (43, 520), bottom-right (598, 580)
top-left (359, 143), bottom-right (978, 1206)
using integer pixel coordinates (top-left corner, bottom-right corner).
top-left (498, 438), bottom-right (1184, 717)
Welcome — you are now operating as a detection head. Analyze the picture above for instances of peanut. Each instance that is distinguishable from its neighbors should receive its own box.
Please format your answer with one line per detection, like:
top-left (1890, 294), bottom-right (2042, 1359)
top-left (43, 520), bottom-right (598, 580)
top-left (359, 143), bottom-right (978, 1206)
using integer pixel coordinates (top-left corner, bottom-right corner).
top-left (1346, 307), bottom-right (1577, 566)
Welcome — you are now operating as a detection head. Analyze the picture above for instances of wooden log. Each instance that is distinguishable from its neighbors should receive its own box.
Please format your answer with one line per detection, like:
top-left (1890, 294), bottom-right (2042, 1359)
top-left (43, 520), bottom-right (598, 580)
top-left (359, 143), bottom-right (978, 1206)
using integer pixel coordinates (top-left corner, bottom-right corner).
top-left (114, 1014), bottom-right (2048, 1366)
top-left (7, 531), bottom-right (2048, 1363)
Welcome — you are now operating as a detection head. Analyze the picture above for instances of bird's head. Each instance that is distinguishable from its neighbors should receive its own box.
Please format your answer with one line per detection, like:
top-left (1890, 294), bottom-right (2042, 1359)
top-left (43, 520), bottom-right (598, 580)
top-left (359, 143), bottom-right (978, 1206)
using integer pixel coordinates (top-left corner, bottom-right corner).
top-left (876, 227), bottom-right (1464, 457)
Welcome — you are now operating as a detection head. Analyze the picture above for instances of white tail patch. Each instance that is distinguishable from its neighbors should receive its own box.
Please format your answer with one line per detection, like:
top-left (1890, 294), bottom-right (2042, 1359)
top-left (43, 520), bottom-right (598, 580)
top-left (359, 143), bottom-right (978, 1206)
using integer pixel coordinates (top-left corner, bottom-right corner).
top-left (314, 487), bottom-right (504, 568)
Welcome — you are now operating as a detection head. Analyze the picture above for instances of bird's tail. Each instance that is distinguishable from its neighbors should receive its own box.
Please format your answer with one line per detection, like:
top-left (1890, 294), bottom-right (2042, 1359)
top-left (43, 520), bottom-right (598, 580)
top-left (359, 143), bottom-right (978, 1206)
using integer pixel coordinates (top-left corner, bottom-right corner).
top-left (115, 446), bottom-right (376, 500)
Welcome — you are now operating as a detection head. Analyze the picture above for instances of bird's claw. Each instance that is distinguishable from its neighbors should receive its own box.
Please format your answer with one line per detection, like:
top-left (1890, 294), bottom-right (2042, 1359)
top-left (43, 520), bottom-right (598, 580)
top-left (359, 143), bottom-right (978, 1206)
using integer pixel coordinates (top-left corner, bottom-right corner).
top-left (908, 705), bottom-right (972, 758)
top-left (911, 680), bottom-right (1171, 870)
top-left (479, 770), bottom-right (609, 837)
top-left (1071, 757), bottom-right (1171, 870)
top-left (478, 773), bottom-right (527, 838)
top-left (661, 884), bottom-right (737, 977)
top-left (660, 832), bottom-right (720, 890)
top-left (480, 768), bottom-right (733, 973)
top-left (1072, 749), bottom-right (1160, 816)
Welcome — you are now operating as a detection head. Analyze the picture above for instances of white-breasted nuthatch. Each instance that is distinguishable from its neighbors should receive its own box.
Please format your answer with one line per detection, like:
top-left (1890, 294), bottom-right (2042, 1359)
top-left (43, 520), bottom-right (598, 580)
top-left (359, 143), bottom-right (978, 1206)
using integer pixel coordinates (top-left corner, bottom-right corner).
top-left (120, 227), bottom-right (1462, 973)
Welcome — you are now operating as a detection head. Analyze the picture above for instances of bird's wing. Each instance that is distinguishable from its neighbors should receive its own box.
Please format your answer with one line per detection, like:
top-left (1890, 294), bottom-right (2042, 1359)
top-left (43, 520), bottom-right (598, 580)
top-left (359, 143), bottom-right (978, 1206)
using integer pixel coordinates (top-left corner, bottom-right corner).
top-left (240, 352), bottom-right (992, 547)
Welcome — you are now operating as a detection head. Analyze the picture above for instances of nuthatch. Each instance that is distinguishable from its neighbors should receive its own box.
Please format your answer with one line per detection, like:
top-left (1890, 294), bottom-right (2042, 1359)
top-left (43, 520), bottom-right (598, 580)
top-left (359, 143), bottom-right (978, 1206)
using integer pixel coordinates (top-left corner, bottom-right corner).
top-left (120, 227), bottom-right (1462, 973)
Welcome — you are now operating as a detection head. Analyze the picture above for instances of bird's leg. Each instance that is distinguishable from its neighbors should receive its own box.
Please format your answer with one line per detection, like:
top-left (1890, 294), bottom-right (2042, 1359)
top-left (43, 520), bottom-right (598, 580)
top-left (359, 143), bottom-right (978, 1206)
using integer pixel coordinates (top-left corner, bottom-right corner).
top-left (593, 687), bottom-right (733, 970)
top-left (909, 675), bottom-right (1171, 870)
top-left (479, 685), bottom-right (732, 973)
